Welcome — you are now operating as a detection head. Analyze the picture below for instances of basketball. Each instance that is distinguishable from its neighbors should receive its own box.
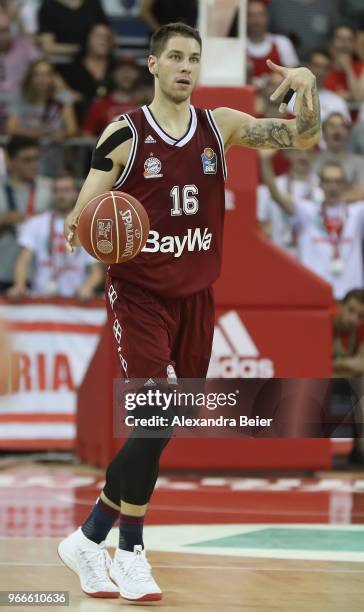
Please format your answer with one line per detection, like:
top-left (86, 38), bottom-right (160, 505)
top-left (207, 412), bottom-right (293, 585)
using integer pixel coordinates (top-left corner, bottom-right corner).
top-left (77, 191), bottom-right (150, 264)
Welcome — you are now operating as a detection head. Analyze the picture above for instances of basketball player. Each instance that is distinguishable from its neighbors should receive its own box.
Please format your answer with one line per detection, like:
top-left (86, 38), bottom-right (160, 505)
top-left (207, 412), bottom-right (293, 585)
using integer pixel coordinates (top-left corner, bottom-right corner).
top-left (58, 23), bottom-right (321, 602)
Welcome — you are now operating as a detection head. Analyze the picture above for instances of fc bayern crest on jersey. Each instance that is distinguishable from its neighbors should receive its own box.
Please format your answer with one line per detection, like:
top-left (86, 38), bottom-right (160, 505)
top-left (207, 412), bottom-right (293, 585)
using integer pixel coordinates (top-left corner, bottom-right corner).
top-left (201, 147), bottom-right (217, 174)
top-left (143, 153), bottom-right (163, 179)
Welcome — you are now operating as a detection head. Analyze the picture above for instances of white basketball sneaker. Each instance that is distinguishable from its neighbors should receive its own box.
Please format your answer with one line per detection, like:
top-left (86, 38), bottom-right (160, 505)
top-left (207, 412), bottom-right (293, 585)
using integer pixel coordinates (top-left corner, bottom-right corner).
top-left (110, 545), bottom-right (162, 601)
top-left (58, 527), bottom-right (119, 598)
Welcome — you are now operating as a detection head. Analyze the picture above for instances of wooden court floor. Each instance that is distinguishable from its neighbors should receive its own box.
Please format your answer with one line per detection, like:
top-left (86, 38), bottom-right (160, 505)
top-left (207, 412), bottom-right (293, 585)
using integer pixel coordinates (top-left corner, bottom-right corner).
top-left (1, 543), bottom-right (364, 612)
top-left (1, 462), bottom-right (364, 611)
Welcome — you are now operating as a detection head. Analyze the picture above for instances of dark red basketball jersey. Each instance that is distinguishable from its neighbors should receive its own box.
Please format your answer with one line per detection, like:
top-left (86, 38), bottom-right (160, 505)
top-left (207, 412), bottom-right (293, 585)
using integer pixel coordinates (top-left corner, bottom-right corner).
top-left (108, 105), bottom-right (227, 298)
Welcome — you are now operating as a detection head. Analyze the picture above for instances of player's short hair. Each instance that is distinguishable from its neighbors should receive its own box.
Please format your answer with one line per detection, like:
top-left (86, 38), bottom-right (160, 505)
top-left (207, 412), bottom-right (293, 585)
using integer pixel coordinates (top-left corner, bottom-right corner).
top-left (150, 22), bottom-right (202, 57)
top-left (342, 289), bottom-right (364, 304)
top-left (6, 135), bottom-right (38, 158)
top-left (319, 161), bottom-right (347, 181)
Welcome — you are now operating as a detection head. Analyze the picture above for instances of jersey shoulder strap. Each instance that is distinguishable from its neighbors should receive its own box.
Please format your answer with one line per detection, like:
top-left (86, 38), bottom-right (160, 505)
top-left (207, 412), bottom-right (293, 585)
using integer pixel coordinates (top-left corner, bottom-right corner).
top-left (204, 108), bottom-right (228, 181)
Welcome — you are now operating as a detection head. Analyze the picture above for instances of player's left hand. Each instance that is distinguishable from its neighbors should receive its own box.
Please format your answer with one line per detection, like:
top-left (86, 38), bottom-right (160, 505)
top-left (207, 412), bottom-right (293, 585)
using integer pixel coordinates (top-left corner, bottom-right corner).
top-left (64, 211), bottom-right (81, 251)
top-left (267, 59), bottom-right (316, 114)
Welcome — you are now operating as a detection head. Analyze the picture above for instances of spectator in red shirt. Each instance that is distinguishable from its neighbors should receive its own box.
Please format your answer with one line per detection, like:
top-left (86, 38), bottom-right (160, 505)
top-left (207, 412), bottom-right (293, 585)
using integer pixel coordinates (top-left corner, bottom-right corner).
top-left (247, 0), bottom-right (298, 87)
top-left (325, 24), bottom-right (364, 103)
top-left (82, 57), bottom-right (151, 137)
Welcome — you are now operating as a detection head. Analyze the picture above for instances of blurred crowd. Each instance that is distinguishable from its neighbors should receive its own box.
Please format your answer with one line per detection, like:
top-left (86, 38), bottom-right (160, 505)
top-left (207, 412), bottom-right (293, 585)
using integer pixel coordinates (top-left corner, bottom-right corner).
top-left (0, 1), bottom-right (364, 459)
top-left (248, 0), bottom-right (364, 414)
top-left (1, 0), bottom-right (364, 310)
top-left (0, 0), bottom-right (198, 300)
top-left (250, 1), bottom-right (364, 303)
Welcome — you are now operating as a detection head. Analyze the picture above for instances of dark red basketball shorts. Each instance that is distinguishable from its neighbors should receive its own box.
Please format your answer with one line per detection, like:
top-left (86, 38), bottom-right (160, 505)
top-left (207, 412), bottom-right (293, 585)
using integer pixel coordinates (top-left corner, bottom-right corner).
top-left (105, 275), bottom-right (215, 382)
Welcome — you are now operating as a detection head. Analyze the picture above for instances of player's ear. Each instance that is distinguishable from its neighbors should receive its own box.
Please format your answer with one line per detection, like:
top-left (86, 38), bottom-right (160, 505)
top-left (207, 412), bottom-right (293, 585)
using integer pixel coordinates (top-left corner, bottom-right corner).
top-left (148, 54), bottom-right (158, 77)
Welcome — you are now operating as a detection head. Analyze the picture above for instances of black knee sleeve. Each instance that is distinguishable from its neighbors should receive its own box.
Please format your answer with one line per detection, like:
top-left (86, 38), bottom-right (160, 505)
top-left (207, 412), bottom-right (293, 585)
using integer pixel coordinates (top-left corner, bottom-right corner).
top-left (103, 416), bottom-right (174, 506)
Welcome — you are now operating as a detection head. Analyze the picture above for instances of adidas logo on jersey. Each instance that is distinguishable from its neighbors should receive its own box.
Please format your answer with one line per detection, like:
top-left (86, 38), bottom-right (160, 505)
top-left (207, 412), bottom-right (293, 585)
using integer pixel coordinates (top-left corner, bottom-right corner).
top-left (208, 311), bottom-right (275, 378)
top-left (145, 134), bottom-right (156, 144)
top-left (142, 227), bottom-right (212, 258)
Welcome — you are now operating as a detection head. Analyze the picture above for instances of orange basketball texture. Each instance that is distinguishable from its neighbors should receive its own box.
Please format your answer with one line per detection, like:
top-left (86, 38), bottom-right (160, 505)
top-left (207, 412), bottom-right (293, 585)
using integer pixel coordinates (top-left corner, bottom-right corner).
top-left (77, 191), bottom-right (150, 264)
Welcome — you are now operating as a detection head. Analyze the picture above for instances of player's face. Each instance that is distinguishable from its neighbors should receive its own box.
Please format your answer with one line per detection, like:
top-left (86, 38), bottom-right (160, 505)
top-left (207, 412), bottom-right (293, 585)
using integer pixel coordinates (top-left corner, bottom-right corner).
top-left (340, 299), bottom-right (364, 331)
top-left (150, 36), bottom-right (201, 103)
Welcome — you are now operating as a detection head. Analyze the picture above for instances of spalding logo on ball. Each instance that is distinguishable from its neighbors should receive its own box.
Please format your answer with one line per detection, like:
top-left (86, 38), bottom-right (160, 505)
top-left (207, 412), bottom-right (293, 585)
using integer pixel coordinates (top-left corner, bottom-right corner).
top-left (77, 191), bottom-right (150, 264)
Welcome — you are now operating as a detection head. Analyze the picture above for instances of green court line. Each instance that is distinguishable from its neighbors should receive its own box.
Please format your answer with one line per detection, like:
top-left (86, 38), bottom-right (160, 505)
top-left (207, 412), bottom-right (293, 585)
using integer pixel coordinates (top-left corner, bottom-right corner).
top-left (188, 528), bottom-right (364, 552)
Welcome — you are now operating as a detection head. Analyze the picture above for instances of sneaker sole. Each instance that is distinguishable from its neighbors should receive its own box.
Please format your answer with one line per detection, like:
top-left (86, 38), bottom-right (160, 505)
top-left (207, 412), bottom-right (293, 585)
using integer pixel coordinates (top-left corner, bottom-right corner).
top-left (120, 591), bottom-right (163, 602)
top-left (57, 544), bottom-right (119, 599)
top-left (109, 569), bottom-right (162, 601)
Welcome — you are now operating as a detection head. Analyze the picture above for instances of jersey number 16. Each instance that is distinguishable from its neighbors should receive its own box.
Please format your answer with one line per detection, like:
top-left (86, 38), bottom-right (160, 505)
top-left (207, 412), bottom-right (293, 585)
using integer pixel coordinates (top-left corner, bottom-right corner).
top-left (170, 185), bottom-right (199, 216)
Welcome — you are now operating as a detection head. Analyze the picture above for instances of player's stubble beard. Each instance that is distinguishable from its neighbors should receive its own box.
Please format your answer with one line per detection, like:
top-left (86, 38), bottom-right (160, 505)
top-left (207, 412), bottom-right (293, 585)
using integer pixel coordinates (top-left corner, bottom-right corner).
top-left (155, 74), bottom-right (193, 105)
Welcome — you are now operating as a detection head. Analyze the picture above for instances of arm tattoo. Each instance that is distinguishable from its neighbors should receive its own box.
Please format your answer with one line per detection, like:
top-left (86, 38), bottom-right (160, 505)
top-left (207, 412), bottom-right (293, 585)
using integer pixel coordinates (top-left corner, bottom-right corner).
top-left (296, 87), bottom-right (321, 142)
top-left (242, 121), bottom-right (294, 148)
top-left (240, 84), bottom-right (320, 149)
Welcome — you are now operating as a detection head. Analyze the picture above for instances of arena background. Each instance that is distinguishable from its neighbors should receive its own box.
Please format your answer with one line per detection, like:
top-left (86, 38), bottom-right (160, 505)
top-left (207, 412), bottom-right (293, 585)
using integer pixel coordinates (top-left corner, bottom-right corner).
top-left (0, 1), bottom-right (364, 610)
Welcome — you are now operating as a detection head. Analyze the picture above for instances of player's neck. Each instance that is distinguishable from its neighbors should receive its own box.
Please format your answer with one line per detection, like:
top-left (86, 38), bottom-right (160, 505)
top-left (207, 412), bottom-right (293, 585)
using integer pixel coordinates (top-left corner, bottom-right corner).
top-left (148, 94), bottom-right (191, 139)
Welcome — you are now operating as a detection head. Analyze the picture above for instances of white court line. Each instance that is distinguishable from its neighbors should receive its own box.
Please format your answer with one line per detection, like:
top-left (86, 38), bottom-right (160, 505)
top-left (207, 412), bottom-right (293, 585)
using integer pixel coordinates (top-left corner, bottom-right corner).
top-left (148, 505), bottom-right (358, 517)
top-left (0, 536), bottom-right (64, 540)
top-left (53, 494), bottom-right (364, 517)
top-left (1, 560), bottom-right (364, 574)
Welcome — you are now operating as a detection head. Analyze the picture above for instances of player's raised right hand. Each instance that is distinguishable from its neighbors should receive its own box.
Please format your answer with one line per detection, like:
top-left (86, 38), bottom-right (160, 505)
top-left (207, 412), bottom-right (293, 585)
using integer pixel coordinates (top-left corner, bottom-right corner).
top-left (267, 59), bottom-right (316, 114)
